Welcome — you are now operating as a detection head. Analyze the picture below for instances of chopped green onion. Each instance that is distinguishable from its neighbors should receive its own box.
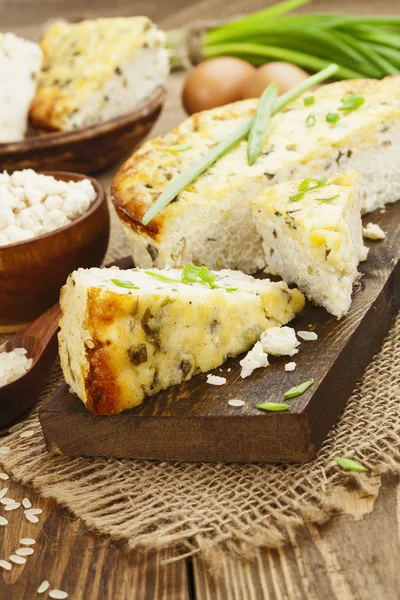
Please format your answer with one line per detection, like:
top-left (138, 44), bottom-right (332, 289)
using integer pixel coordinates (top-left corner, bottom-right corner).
top-left (305, 114), bottom-right (316, 127)
top-left (288, 191), bottom-right (304, 202)
top-left (181, 264), bottom-right (201, 283)
top-left (339, 95), bottom-right (365, 111)
top-left (304, 95), bottom-right (315, 106)
top-left (142, 64), bottom-right (339, 224)
top-left (326, 112), bottom-right (340, 124)
top-left (111, 279), bottom-right (139, 289)
top-left (333, 457), bottom-right (368, 472)
top-left (145, 271), bottom-right (181, 284)
top-left (165, 144), bottom-right (192, 153)
top-left (257, 402), bottom-right (290, 412)
top-left (284, 379), bottom-right (314, 399)
top-left (298, 176), bottom-right (327, 192)
top-left (316, 194), bottom-right (340, 202)
top-left (247, 82), bottom-right (279, 165)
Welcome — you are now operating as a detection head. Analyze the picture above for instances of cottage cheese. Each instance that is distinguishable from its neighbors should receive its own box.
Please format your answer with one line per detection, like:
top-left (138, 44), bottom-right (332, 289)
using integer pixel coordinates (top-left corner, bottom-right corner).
top-left (0, 348), bottom-right (33, 387)
top-left (240, 342), bottom-right (269, 379)
top-left (285, 362), bottom-right (297, 372)
top-left (260, 327), bottom-right (300, 357)
top-left (363, 222), bottom-right (386, 240)
top-left (0, 33), bottom-right (43, 142)
top-left (0, 170), bottom-right (97, 246)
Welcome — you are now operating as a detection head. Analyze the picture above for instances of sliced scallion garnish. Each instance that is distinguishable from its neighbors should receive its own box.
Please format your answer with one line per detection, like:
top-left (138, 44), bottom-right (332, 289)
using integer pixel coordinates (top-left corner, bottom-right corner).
top-left (284, 379), bottom-right (314, 399)
top-left (333, 457), bottom-right (368, 472)
top-left (111, 279), bottom-right (140, 289)
top-left (289, 176), bottom-right (328, 201)
top-left (165, 144), bottom-right (192, 153)
top-left (145, 271), bottom-right (181, 284)
top-left (316, 194), bottom-right (340, 202)
top-left (303, 95), bottom-right (315, 106)
top-left (339, 95), bottom-right (365, 111)
top-left (257, 402), bottom-right (290, 412)
top-left (142, 63), bottom-right (339, 225)
top-left (326, 112), bottom-right (340, 124)
top-left (146, 266), bottom-right (237, 292)
top-left (305, 113), bottom-right (316, 127)
top-left (247, 82), bottom-right (279, 165)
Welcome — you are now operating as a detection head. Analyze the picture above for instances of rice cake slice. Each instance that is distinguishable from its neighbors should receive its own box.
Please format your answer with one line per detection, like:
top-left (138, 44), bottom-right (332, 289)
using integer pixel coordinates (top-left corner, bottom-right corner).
top-left (112, 75), bottom-right (400, 274)
top-left (30, 17), bottom-right (169, 131)
top-left (0, 33), bottom-right (43, 142)
top-left (58, 266), bottom-right (304, 415)
top-left (252, 171), bottom-right (368, 318)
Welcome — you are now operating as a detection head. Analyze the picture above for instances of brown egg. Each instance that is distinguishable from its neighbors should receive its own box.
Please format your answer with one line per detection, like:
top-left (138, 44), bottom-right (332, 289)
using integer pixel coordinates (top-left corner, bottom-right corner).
top-left (182, 57), bottom-right (256, 115)
top-left (242, 62), bottom-right (310, 98)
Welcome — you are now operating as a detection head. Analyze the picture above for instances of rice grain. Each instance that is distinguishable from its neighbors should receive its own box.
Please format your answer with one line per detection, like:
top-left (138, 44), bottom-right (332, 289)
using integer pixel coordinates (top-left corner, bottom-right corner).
top-left (20, 538), bottom-right (36, 545)
top-left (19, 430), bottom-right (35, 439)
top-left (22, 498), bottom-right (31, 508)
top-left (9, 554), bottom-right (26, 564)
top-left (0, 473), bottom-right (9, 480)
top-left (0, 447), bottom-right (10, 454)
top-left (0, 517), bottom-right (8, 526)
top-left (15, 547), bottom-right (34, 556)
top-left (49, 590), bottom-right (68, 599)
top-left (0, 560), bottom-right (12, 570)
top-left (25, 508), bottom-right (42, 515)
top-left (37, 580), bottom-right (50, 594)
top-left (0, 488), bottom-right (8, 498)
top-left (5, 502), bottom-right (21, 511)
top-left (25, 513), bottom-right (39, 523)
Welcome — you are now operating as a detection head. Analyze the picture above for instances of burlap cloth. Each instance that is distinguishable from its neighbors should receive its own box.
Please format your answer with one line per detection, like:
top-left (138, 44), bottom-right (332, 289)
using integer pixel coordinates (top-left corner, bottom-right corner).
top-left (1, 201), bottom-right (399, 565)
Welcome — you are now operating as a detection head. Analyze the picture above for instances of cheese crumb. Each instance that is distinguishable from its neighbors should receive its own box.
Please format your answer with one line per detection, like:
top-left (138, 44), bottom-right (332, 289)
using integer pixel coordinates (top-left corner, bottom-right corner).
top-left (206, 374), bottom-right (226, 386)
top-left (297, 331), bottom-right (318, 341)
top-left (240, 342), bottom-right (269, 378)
top-left (260, 326), bottom-right (299, 357)
top-left (285, 362), bottom-right (297, 372)
top-left (362, 222), bottom-right (386, 240)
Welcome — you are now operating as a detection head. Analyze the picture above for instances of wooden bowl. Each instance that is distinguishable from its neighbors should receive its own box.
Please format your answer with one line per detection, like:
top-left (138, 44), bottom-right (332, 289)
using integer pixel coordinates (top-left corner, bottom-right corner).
top-left (0, 172), bottom-right (109, 333)
top-left (0, 86), bottom-right (167, 174)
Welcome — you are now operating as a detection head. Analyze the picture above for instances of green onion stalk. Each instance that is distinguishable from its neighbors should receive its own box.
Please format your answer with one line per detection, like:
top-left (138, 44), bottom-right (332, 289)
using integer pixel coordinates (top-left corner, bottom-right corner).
top-left (165, 0), bottom-right (400, 79)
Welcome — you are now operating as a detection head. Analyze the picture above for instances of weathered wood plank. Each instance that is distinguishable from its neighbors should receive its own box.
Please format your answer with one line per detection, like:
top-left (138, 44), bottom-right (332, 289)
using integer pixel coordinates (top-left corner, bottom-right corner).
top-left (0, 478), bottom-right (190, 600)
top-left (193, 476), bottom-right (400, 600)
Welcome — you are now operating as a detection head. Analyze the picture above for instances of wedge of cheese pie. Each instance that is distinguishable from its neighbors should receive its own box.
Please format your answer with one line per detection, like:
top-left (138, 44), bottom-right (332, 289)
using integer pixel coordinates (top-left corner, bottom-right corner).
top-left (252, 171), bottom-right (368, 318)
top-left (58, 266), bottom-right (304, 415)
top-left (30, 17), bottom-right (168, 132)
top-left (112, 75), bottom-right (400, 274)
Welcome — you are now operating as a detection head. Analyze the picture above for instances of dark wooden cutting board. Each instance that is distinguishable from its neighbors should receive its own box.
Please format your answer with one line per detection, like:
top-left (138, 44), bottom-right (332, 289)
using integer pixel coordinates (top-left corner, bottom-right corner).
top-left (39, 204), bottom-right (400, 463)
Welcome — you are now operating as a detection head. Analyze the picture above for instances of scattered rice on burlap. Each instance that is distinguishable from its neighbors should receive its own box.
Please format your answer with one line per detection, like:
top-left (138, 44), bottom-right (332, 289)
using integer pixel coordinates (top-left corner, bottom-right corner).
top-left (0, 201), bottom-right (399, 564)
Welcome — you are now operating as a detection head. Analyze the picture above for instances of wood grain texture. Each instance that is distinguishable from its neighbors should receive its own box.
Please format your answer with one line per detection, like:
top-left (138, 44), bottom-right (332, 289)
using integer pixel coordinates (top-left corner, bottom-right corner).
top-left (0, 172), bottom-right (109, 331)
top-left (0, 87), bottom-right (166, 174)
top-left (192, 476), bottom-right (400, 600)
top-left (39, 205), bottom-right (400, 463)
top-left (0, 478), bottom-right (190, 600)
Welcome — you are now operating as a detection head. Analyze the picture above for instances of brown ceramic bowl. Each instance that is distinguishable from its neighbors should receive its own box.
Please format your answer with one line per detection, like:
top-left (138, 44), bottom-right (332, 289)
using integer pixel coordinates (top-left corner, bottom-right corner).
top-left (0, 172), bottom-right (109, 333)
top-left (0, 86), bottom-right (167, 174)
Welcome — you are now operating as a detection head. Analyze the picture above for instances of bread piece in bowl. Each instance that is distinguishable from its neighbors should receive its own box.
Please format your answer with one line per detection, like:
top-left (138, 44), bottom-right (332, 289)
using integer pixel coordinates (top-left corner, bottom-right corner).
top-left (112, 75), bottom-right (400, 274)
top-left (252, 171), bottom-right (368, 318)
top-left (58, 266), bottom-right (304, 415)
top-left (30, 17), bottom-right (168, 132)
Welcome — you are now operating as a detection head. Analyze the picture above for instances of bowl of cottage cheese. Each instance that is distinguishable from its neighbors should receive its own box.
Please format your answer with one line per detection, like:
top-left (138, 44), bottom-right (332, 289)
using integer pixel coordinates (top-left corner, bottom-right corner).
top-left (0, 169), bottom-right (109, 332)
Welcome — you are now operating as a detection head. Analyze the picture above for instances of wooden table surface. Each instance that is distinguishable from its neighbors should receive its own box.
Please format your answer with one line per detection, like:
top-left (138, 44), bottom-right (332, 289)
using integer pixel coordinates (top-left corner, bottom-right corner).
top-left (1, 0), bottom-right (400, 598)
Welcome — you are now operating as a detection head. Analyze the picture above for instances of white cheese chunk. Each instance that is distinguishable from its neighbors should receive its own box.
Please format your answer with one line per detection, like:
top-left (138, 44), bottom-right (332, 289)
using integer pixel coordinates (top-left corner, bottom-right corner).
top-left (362, 222), bottom-right (386, 240)
top-left (260, 326), bottom-right (299, 357)
top-left (0, 33), bottom-right (42, 142)
top-left (284, 362), bottom-right (297, 372)
top-left (239, 342), bottom-right (269, 379)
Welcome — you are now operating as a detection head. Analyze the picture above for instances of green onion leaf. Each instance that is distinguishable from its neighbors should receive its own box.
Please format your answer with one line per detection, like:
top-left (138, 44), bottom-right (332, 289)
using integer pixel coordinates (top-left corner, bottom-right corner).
top-left (247, 82), bottom-right (279, 165)
top-left (284, 379), bottom-right (314, 399)
top-left (298, 176), bottom-right (327, 192)
top-left (333, 457), bottom-right (368, 472)
top-left (316, 194), bottom-right (340, 202)
top-left (304, 95), bottom-right (315, 106)
top-left (257, 402), bottom-right (290, 412)
top-left (305, 114), bottom-right (316, 127)
top-left (288, 191), bottom-right (304, 202)
top-left (111, 279), bottom-right (139, 289)
top-left (326, 112), bottom-right (340, 124)
top-left (142, 64), bottom-right (339, 224)
top-left (339, 95), bottom-right (365, 111)
top-left (165, 144), bottom-right (192, 153)
top-left (145, 271), bottom-right (181, 284)
top-left (181, 264), bottom-right (201, 283)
